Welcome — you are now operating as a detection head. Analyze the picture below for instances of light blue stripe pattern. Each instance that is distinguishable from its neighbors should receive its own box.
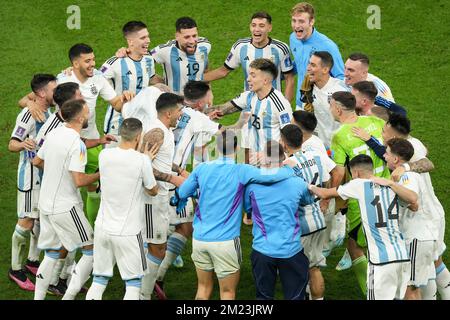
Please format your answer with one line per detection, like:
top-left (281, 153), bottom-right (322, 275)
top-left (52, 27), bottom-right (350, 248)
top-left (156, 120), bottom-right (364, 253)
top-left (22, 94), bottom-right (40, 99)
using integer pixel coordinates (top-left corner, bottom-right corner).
top-left (170, 47), bottom-right (181, 93)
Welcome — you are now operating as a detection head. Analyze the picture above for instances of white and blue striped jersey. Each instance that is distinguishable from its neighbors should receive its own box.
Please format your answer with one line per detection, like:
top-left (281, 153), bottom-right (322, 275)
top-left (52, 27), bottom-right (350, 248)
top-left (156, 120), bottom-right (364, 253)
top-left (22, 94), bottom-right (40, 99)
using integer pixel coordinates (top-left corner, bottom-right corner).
top-left (337, 179), bottom-right (409, 265)
top-left (173, 106), bottom-right (219, 169)
top-left (35, 112), bottom-right (64, 151)
top-left (291, 150), bottom-right (336, 236)
top-left (231, 88), bottom-right (292, 152)
top-left (10, 108), bottom-right (50, 191)
top-left (224, 37), bottom-right (294, 91)
top-left (100, 55), bottom-right (155, 135)
top-left (150, 38), bottom-right (211, 95)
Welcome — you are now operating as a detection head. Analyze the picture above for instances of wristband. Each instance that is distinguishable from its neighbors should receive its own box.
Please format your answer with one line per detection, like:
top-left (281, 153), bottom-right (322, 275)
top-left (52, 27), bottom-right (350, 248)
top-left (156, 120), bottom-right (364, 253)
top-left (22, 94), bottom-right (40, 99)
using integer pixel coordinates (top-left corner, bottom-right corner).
top-left (402, 163), bottom-right (411, 171)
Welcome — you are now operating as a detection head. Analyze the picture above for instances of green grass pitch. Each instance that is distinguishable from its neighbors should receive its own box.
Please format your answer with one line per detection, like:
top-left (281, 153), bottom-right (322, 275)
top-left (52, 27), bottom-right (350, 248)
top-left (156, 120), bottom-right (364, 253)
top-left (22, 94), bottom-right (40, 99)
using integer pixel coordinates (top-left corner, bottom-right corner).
top-left (0, 0), bottom-right (449, 300)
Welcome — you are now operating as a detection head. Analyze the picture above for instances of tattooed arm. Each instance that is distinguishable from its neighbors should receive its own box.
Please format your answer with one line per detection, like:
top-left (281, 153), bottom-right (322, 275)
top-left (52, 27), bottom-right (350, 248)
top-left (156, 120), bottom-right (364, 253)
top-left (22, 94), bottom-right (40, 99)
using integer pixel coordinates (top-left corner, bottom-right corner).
top-left (391, 158), bottom-right (435, 181)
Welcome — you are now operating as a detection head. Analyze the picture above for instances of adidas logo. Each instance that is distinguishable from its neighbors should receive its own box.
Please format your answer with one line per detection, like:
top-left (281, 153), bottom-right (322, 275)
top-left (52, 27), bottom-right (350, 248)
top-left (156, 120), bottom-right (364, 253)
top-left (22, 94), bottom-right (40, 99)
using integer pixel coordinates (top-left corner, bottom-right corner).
top-left (36, 273), bottom-right (44, 279)
top-left (126, 70), bottom-right (132, 75)
top-left (176, 57), bottom-right (182, 62)
top-left (244, 56), bottom-right (250, 61)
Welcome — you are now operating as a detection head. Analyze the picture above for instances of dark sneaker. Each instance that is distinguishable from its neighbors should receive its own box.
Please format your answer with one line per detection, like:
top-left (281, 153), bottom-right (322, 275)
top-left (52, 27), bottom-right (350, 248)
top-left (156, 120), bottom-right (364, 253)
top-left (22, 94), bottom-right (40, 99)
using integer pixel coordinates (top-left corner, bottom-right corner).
top-left (154, 281), bottom-right (167, 300)
top-left (9, 269), bottom-right (35, 291)
top-left (24, 259), bottom-right (40, 276)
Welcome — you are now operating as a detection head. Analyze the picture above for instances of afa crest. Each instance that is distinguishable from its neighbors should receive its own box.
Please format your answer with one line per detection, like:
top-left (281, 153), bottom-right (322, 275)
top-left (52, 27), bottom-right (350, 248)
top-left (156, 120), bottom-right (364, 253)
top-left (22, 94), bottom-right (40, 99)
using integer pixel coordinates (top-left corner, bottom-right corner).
top-left (90, 85), bottom-right (98, 95)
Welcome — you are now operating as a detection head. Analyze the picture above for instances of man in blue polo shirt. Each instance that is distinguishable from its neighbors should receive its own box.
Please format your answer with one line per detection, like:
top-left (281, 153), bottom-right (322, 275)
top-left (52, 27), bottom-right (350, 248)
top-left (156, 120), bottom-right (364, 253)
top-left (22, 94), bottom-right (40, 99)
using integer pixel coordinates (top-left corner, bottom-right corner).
top-left (177, 130), bottom-right (295, 300)
top-left (289, 2), bottom-right (345, 109)
top-left (244, 140), bottom-right (314, 300)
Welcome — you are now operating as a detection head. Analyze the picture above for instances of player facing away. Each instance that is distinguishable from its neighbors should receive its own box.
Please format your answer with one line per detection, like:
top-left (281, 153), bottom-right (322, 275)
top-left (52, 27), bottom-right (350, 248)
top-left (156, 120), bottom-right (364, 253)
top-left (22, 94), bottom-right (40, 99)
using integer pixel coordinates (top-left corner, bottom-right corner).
top-left (57, 43), bottom-right (134, 227)
top-left (175, 130), bottom-right (296, 300)
top-left (280, 124), bottom-right (337, 300)
top-left (154, 81), bottom-right (250, 297)
top-left (212, 58), bottom-right (293, 164)
top-left (102, 21), bottom-right (161, 147)
top-left (311, 154), bottom-right (418, 300)
top-left (86, 118), bottom-right (159, 300)
top-left (352, 115), bottom-right (450, 300)
top-left (8, 74), bottom-right (56, 290)
top-left (31, 99), bottom-right (100, 300)
top-left (384, 138), bottom-right (438, 300)
top-left (204, 11), bottom-right (295, 101)
top-left (244, 140), bottom-right (314, 300)
top-left (329, 91), bottom-right (391, 296)
top-left (139, 93), bottom-right (184, 300)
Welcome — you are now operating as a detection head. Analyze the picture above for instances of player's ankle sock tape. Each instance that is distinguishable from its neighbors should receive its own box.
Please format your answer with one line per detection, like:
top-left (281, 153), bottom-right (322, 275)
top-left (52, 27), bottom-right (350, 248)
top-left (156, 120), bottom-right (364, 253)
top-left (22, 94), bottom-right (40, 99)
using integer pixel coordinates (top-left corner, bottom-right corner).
top-left (81, 249), bottom-right (93, 256)
top-left (166, 233), bottom-right (187, 255)
top-left (146, 253), bottom-right (162, 265)
top-left (436, 262), bottom-right (446, 275)
top-left (125, 278), bottom-right (142, 288)
top-left (93, 275), bottom-right (109, 286)
top-left (45, 250), bottom-right (60, 260)
top-left (14, 224), bottom-right (31, 239)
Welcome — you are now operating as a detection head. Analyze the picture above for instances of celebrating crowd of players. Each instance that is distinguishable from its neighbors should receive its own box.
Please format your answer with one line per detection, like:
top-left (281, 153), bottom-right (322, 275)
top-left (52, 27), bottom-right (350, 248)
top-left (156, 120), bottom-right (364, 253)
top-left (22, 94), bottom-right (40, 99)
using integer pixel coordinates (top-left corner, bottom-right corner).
top-left (7, 2), bottom-right (450, 300)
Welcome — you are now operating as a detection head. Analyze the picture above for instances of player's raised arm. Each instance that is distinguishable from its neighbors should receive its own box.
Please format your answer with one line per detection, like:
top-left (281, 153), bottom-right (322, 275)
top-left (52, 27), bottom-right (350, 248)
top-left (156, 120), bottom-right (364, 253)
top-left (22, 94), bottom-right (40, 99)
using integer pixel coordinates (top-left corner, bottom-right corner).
top-left (108, 90), bottom-right (135, 112)
top-left (203, 66), bottom-right (231, 82)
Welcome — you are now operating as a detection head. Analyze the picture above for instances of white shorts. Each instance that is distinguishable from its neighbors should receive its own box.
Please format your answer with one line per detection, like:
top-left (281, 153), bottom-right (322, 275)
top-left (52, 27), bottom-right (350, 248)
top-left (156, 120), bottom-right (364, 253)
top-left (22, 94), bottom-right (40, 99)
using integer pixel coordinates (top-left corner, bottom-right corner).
top-left (17, 189), bottom-right (40, 219)
top-left (301, 229), bottom-right (326, 268)
top-left (192, 237), bottom-right (242, 279)
top-left (367, 261), bottom-right (410, 300)
top-left (143, 193), bottom-right (169, 244)
top-left (408, 239), bottom-right (436, 287)
top-left (38, 205), bottom-right (93, 252)
top-left (169, 190), bottom-right (194, 225)
top-left (434, 216), bottom-right (446, 259)
top-left (93, 227), bottom-right (147, 280)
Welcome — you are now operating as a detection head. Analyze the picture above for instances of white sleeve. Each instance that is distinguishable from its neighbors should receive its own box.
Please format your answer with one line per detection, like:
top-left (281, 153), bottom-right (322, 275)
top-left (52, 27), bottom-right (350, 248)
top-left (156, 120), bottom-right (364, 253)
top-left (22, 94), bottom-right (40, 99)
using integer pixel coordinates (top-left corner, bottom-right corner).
top-left (99, 57), bottom-right (117, 80)
top-left (193, 111), bottom-right (220, 135)
top-left (322, 154), bottom-right (337, 174)
top-left (68, 140), bottom-right (87, 173)
top-left (275, 98), bottom-right (293, 128)
top-left (224, 43), bottom-right (240, 70)
top-left (99, 76), bottom-right (117, 101)
top-left (231, 91), bottom-right (251, 111)
top-left (411, 139), bottom-right (428, 161)
top-left (398, 173), bottom-right (420, 194)
top-left (11, 109), bottom-right (34, 141)
top-left (280, 48), bottom-right (294, 73)
top-left (150, 43), bottom-right (168, 64)
top-left (337, 180), bottom-right (362, 200)
top-left (142, 156), bottom-right (157, 190)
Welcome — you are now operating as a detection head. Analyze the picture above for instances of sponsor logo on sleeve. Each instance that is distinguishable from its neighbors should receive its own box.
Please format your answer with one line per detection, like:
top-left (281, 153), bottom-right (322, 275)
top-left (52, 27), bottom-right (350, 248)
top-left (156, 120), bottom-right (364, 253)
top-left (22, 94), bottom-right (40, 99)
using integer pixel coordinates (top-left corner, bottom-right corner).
top-left (280, 113), bottom-right (290, 124)
top-left (15, 126), bottom-right (26, 138)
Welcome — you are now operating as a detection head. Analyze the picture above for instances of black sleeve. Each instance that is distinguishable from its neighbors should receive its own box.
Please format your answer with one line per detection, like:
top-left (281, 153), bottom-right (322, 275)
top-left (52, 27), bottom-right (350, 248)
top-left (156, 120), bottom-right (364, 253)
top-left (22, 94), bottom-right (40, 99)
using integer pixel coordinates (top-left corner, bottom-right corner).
top-left (366, 136), bottom-right (387, 162)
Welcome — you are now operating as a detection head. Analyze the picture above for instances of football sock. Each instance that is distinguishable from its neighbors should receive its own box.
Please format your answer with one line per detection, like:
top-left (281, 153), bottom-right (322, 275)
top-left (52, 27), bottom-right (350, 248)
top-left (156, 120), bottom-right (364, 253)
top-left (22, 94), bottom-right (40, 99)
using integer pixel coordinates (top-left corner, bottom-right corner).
top-left (157, 232), bottom-right (187, 281)
top-left (124, 279), bottom-right (142, 300)
top-left (352, 255), bottom-right (368, 296)
top-left (34, 251), bottom-right (59, 300)
top-left (86, 191), bottom-right (100, 227)
top-left (50, 259), bottom-right (65, 286)
top-left (421, 279), bottom-right (437, 300)
top-left (60, 251), bottom-right (76, 280)
top-left (86, 276), bottom-right (109, 300)
top-left (436, 262), bottom-right (450, 300)
top-left (140, 253), bottom-right (162, 300)
top-left (62, 249), bottom-right (93, 300)
top-left (11, 224), bottom-right (30, 270)
top-left (28, 220), bottom-right (40, 262)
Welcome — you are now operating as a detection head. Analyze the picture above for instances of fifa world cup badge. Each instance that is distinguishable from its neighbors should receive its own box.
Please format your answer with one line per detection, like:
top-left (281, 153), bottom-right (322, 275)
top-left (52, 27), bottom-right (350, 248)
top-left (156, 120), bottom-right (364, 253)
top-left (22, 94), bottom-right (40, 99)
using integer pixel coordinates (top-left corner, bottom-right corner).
top-left (90, 85), bottom-right (98, 95)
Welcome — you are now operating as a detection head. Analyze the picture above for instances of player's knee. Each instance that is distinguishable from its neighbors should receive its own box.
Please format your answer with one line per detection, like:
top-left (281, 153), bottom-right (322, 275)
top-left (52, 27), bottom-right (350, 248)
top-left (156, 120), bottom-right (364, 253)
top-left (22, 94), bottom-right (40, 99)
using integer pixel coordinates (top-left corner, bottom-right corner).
top-left (17, 217), bottom-right (34, 230)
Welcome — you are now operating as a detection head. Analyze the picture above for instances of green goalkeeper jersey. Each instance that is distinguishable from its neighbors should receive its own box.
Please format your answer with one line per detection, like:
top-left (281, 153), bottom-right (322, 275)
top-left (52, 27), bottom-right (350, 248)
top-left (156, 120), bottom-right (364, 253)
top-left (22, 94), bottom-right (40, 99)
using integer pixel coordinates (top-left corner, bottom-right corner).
top-left (331, 115), bottom-right (390, 178)
top-left (331, 115), bottom-right (390, 242)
